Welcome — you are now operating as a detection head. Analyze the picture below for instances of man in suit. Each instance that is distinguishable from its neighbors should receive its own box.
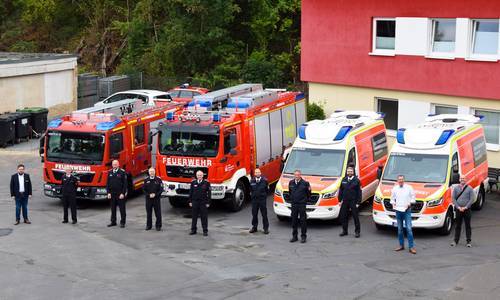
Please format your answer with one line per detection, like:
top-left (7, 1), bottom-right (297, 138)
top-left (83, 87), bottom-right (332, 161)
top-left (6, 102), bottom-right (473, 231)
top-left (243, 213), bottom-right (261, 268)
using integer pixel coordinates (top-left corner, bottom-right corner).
top-left (189, 170), bottom-right (211, 236)
top-left (106, 160), bottom-right (128, 228)
top-left (143, 167), bottom-right (164, 231)
top-left (339, 166), bottom-right (362, 238)
top-left (61, 166), bottom-right (79, 224)
top-left (289, 169), bottom-right (311, 243)
top-left (249, 168), bottom-right (269, 234)
top-left (10, 164), bottom-right (32, 225)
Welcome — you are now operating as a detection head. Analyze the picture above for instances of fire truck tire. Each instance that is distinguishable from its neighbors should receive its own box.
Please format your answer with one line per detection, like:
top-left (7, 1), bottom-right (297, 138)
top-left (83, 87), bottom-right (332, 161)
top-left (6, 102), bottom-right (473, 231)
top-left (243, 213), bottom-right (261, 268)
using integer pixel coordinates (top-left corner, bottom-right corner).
top-left (169, 197), bottom-right (188, 208)
top-left (277, 215), bottom-right (288, 222)
top-left (472, 186), bottom-right (485, 211)
top-left (438, 208), bottom-right (454, 236)
top-left (226, 180), bottom-right (247, 212)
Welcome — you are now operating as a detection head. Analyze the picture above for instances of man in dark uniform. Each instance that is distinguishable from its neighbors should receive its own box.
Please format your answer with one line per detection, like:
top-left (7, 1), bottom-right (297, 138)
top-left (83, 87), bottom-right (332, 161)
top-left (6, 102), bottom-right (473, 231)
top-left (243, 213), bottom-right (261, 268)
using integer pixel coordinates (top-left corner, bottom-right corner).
top-left (189, 170), bottom-right (211, 236)
top-left (143, 167), bottom-right (163, 231)
top-left (106, 160), bottom-right (128, 228)
top-left (10, 164), bottom-right (32, 225)
top-left (61, 166), bottom-right (79, 224)
top-left (249, 168), bottom-right (269, 234)
top-left (289, 169), bottom-right (311, 243)
top-left (339, 166), bottom-right (362, 238)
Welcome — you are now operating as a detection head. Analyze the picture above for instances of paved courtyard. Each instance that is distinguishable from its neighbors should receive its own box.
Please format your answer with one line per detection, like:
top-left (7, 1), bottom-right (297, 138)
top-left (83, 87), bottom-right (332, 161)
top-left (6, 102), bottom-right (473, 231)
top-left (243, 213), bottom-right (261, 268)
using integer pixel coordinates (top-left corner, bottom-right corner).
top-left (1, 142), bottom-right (500, 300)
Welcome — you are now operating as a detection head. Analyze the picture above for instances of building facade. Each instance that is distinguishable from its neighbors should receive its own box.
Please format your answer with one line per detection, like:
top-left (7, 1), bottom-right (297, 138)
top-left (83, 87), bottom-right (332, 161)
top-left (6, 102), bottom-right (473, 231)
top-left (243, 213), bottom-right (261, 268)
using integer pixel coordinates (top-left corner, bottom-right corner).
top-left (0, 52), bottom-right (78, 117)
top-left (301, 0), bottom-right (500, 167)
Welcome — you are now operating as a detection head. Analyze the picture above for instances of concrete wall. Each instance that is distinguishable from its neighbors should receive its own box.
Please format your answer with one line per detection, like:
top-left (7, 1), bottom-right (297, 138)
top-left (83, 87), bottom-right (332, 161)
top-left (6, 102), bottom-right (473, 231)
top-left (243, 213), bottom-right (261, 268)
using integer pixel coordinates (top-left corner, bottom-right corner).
top-left (0, 57), bottom-right (77, 117)
top-left (309, 82), bottom-right (500, 168)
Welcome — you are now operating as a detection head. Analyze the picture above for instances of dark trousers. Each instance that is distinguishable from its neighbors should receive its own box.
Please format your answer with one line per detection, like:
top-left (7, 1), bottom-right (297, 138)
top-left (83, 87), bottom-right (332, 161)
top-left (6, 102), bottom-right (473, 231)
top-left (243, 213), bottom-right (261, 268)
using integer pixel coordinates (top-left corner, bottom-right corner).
top-left (110, 193), bottom-right (126, 225)
top-left (454, 208), bottom-right (472, 243)
top-left (191, 202), bottom-right (208, 233)
top-left (15, 194), bottom-right (29, 221)
top-left (291, 204), bottom-right (307, 238)
top-left (340, 200), bottom-right (360, 234)
top-left (146, 196), bottom-right (162, 229)
top-left (62, 195), bottom-right (77, 222)
top-left (251, 200), bottom-right (269, 230)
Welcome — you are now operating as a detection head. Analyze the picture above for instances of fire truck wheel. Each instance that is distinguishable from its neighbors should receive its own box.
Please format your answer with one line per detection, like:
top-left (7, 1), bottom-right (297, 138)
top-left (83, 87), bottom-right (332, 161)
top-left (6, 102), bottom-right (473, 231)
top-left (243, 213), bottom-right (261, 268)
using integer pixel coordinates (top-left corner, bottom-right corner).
top-left (169, 197), bottom-right (188, 208)
top-left (438, 208), bottom-right (454, 236)
top-left (277, 215), bottom-right (288, 222)
top-left (472, 186), bottom-right (485, 211)
top-left (227, 180), bottom-right (247, 212)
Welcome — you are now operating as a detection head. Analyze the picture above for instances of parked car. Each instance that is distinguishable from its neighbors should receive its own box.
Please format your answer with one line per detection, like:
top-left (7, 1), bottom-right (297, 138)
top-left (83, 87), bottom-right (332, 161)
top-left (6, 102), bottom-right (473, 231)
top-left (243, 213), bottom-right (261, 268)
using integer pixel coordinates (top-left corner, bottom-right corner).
top-left (167, 84), bottom-right (209, 105)
top-left (95, 90), bottom-right (173, 107)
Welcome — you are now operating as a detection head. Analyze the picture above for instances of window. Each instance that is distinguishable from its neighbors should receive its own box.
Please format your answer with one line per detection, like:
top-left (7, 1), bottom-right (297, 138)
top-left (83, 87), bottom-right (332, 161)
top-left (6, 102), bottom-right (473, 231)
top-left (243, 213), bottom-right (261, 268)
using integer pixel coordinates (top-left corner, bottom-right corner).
top-left (372, 132), bottom-right (388, 161)
top-left (347, 148), bottom-right (356, 168)
top-left (109, 132), bottom-right (124, 157)
top-left (224, 128), bottom-right (237, 154)
top-left (373, 18), bottom-right (396, 53)
top-left (179, 90), bottom-right (194, 98)
top-left (472, 137), bottom-right (487, 167)
top-left (431, 19), bottom-right (456, 53)
top-left (471, 19), bottom-right (499, 56)
top-left (434, 105), bottom-right (458, 115)
top-left (451, 153), bottom-right (459, 173)
top-left (155, 94), bottom-right (172, 100)
top-left (134, 124), bottom-right (145, 145)
top-left (377, 98), bottom-right (398, 130)
top-left (475, 109), bottom-right (500, 145)
top-left (168, 90), bottom-right (181, 98)
top-left (105, 94), bottom-right (126, 104)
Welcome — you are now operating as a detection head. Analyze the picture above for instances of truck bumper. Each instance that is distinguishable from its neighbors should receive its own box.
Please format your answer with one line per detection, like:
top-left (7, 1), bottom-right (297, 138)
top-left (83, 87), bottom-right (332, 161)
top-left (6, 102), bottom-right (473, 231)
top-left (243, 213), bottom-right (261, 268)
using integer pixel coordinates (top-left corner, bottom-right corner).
top-left (373, 209), bottom-right (447, 229)
top-left (273, 202), bottom-right (340, 220)
top-left (162, 181), bottom-right (226, 200)
top-left (43, 183), bottom-right (108, 200)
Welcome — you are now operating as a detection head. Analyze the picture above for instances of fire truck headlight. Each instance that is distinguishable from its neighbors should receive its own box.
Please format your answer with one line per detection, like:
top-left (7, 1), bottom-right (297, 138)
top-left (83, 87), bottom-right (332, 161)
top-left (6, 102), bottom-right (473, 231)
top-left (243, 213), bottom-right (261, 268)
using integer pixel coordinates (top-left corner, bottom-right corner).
top-left (427, 197), bottom-right (443, 207)
top-left (96, 188), bottom-right (107, 194)
top-left (274, 187), bottom-right (283, 197)
top-left (44, 184), bottom-right (52, 190)
top-left (374, 194), bottom-right (383, 203)
top-left (322, 190), bottom-right (338, 199)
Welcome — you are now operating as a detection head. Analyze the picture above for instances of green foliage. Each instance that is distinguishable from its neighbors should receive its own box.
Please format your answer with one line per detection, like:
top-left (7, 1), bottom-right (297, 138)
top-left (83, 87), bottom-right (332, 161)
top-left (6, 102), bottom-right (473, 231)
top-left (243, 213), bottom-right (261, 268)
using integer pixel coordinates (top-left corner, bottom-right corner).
top-left (307, 102), bottom-right (326, 121)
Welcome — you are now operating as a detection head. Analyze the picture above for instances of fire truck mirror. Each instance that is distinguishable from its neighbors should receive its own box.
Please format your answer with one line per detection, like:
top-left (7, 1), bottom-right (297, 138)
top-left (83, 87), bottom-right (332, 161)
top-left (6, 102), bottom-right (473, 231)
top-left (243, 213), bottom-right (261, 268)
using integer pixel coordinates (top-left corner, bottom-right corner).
top-left (230, 148), bottom-right (238, 156)
top-left (377, 165), bottom-right (383, 180)
top-left (148, 144), bottom-right (152, 152)
top-left (39, 135), bottom-right (45, 156)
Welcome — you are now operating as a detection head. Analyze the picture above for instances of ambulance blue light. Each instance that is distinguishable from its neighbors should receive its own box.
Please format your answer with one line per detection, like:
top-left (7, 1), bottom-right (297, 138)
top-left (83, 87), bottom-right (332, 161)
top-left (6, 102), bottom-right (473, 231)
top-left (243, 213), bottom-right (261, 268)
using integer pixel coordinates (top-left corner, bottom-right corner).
top-left (166, 111), bottom-right (174, 120)
top-left (334, 126), bottom-right (352, 141)
top-left (96, 119), bottom-right (121, 131)
top-left (377, 112), bottom-right (386, 119)
top-left (213, 114), bottom-right (221, 122)
top-left (295, 92), bottom-right (305, 100)
top-left (48, 119), bottom-right (63, 129)
top-left (397, 128), bottom-right (406, 144)
top-left (435, 129), bottom-right (454, 145)
top-left (474, 114), bottom-right (484, 121)
top-left (298, 124), bottom-right (308, 139)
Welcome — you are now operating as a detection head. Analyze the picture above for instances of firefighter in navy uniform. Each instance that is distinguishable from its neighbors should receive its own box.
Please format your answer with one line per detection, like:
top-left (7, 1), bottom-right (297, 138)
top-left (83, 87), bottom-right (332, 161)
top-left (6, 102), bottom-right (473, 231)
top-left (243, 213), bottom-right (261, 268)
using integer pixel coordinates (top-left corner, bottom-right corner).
top-left (61, 166), bottom-right (79, 224)
top-left (249, 168), bottom-right (269, 234)
top-left (106, 160), bottom-right (128, 228)
top-left (338, 166), bottom-right (362, 238)
top-left (189, 170), bottom-right (211, 236)
top-left (289, 169), bottom-right (311, 243)
top-left (143, 167), bottom-right (164, 231)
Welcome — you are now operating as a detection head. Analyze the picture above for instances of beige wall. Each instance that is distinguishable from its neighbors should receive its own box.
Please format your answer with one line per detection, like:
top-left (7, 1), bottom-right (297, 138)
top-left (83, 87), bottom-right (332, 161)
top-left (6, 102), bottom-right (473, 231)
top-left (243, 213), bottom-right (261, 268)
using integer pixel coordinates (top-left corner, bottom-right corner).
top-left (309, 82), bottom-right (500, 168)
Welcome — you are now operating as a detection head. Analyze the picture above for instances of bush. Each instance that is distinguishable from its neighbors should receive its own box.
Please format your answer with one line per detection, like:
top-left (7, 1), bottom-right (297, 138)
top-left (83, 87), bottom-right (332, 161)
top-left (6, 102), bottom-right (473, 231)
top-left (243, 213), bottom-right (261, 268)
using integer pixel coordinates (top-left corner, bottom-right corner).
top-left (307, 102), bottom-right (326, 121)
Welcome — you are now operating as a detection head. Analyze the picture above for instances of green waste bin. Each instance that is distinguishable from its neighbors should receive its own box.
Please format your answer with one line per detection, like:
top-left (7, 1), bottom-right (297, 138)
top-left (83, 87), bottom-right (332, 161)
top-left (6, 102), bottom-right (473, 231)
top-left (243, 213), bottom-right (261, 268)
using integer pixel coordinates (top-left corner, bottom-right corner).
top-left (9, 111), bottom-right (31, 141)
top-left (16, 107), bottom-right (49, 137)
top-left (0, 114), bottom-right (16, 147)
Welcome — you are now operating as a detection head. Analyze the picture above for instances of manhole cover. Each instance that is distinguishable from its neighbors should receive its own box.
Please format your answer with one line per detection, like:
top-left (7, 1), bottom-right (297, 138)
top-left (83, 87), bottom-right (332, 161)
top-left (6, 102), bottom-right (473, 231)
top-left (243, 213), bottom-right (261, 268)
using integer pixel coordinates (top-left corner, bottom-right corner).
top-left (0, 228), bottom-right (13, 237)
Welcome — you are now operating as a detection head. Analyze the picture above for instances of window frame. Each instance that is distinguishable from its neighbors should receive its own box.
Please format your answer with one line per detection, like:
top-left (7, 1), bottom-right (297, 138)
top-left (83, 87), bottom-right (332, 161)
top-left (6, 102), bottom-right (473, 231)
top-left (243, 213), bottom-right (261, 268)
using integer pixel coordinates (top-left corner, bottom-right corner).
top-left (109, 132), bottom-right (124, 157)
top-left (432, 104), bottom-right (458, 115)
top-left (371, 18), bottom-right (396, 56)
top-left (471, 137), bottom-right (487, 167)
top-left (376, 97), bottom-right (399, 134)
top-left (473, 108), bottom-right (500, 151)
top-left (371, 132), bottom-right (388, 162)
top-left (134, 124), bottom-right (145, 146)
top-left (468, 19), bottom-right (500, 61)
top-left (428, 18), bottom-right (457, 58)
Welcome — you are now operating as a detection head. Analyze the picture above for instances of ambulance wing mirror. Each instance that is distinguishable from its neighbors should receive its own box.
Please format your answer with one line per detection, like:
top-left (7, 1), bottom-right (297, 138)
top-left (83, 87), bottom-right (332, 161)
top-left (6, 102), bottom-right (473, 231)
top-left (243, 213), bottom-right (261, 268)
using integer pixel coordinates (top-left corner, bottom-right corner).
top-left (39, 134), bottom-right (45, 156)
top-left (451, 172), bottom-right (460, 185)
top-left (377, 165), bottom-right (383, 180)
top-left (282, 147), bottom-right (292, 163)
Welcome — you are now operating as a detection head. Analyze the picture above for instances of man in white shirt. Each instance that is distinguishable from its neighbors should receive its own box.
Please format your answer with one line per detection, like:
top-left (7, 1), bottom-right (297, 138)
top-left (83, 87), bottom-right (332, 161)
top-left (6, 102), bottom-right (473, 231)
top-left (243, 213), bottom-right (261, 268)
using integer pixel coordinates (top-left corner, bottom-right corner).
top-left (390, 175), bottom-right (416, 254)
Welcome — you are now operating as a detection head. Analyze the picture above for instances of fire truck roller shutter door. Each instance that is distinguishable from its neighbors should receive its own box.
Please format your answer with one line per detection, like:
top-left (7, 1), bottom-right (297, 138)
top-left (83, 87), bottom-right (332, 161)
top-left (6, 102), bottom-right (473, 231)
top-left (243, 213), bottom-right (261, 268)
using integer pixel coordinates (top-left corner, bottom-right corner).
top-left (295, 101), bottom-right (307, 131)
top-left (281, 105), bottom-right (297, 148)
top-left (255, 114), bottom-right (272, 166)
top-left (270, 110), bottom-right (283, 158)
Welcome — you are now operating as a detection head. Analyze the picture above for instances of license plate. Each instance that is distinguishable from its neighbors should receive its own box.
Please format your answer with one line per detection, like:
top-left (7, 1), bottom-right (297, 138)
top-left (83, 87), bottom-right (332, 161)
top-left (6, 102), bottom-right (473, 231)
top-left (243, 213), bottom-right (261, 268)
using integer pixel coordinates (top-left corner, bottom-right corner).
top-left (178, 183), bottom-right (190, 190)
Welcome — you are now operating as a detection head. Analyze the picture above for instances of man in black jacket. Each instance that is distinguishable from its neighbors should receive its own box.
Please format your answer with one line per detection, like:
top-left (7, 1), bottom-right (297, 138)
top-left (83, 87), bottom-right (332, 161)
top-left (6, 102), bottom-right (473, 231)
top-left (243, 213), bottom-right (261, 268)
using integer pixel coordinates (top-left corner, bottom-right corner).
top-left (339, 166), bottom-right (362, 238)
top-left (189, 170), bottom-right (211, 236)
top-left (143, 167), bottom-right (164, 231)
top-left (106, 160), bottom-right (128, 228)
top-left (10, 164), bottom-right (32, 225)
top-left (289, 169), bottom-right (311, 243)
top-left (249, 168), bottom-right (269, 234)
top-left (61, 166), bottom-right (79, 224)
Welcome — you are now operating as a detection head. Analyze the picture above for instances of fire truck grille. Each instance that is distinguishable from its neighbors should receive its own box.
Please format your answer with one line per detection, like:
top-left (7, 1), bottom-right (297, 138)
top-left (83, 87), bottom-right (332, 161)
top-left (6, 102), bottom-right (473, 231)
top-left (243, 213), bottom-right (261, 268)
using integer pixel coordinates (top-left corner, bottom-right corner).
top-left (383, 199), bottom-right (424, 213)
top-left (53, 170), bottom-right (95, 183)
top-left (166, 166), bottom-right (208, 179)
top-left (282, 191), bottom-right (320, 205)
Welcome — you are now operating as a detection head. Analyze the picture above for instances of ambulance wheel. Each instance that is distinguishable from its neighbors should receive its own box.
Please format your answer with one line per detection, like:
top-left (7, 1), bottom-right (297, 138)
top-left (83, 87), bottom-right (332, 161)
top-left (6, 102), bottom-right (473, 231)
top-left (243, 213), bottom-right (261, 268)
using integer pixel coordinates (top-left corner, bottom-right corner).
top-left (227, 180), bottom-right (247, 212)
top-left (438, 209), bottom-right (453, 236)
top-left (169, 197), bottom-right (188, 208)
top-left (277, 215), bottom-right (288, 222)
top-left (472, 186), bottom-right (485, 211)
top-left (375, 223), bottom-right (385, 230)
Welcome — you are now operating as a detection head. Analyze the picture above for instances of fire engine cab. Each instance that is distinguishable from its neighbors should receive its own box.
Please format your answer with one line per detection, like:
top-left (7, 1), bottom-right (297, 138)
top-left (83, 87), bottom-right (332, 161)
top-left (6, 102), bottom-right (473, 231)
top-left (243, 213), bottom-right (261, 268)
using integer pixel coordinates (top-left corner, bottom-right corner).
top-left (373, 114), bottom-right (488, 235)
top-left (274, 111), bottom-right (388, 220)
top-left (155, 83), bottom-right (305, 211)
top-left (40, 99), bottom-right (182, 200)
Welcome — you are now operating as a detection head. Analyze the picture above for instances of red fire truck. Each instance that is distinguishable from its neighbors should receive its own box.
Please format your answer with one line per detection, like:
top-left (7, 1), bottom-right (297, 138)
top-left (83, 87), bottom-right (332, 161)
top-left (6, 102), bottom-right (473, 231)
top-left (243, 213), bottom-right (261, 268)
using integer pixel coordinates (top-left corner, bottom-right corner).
top-left (155, 84), bottom-right (306, 211)
top-left (40, 99), bottom-right (182, 200)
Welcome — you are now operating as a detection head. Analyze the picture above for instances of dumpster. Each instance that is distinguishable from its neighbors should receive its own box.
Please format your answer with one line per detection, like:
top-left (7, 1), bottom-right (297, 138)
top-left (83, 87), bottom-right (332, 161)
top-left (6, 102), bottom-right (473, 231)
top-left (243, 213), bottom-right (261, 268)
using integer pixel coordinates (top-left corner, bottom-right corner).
top-left (16, 107), bottom-right (49, 137)
top-left (10, 111), bottom-right (31, 141)
top-left (0, 114), bottom-right (16, 147)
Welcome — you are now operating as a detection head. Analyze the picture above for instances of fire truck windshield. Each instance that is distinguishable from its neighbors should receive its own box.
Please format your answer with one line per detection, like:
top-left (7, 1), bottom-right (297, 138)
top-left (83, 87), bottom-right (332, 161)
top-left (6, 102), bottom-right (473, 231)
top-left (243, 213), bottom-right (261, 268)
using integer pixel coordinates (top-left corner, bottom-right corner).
top-left (159, 127), bottom-right (219, 157)
top-left (383, 153), bottom-right (449, 183)
top-left (284, 148), bottom-right (345, 177)
top-left (46, 131), bottom-right (105, 164)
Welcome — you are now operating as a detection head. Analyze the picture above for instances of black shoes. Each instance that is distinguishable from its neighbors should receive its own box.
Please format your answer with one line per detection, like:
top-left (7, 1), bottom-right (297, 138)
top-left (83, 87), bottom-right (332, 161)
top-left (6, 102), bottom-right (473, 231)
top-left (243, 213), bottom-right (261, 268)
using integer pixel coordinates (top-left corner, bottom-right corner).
top-left (145, 227), bottom-right (152, 231)
top-left (355, 233), bottom-right (360, 238)
top-left (62, 220), bottom-right (69, 224)
top-left (301, 237), bottom-right (307, 243)
top-left (339, 232), bottom-right (348, 237)
top-left (14, 220), bottom-right (20, 225)
top-left (107, 223), bottom-right (117, 227)
top-left (189, 231), bottom-right (197, 235)
top-left (249, 228), bottom-right (257, 233)
top-left (290, 236), bottom-right (298, 243)
top-left (203, 232), bottom-right (208, 237)
top-left (263, 229), bottom-right (269, 235)
top-left (156, 227), bottom-right (161, 231)
top-left (120, 224), bottom-right (125, 228)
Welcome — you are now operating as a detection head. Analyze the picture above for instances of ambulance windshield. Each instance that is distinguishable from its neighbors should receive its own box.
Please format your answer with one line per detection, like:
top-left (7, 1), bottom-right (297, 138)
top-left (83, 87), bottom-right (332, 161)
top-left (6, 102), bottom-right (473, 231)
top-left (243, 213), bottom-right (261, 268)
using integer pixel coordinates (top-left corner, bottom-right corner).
top-left (46, 131), bottom-right (105, 164)
top-left (283, 148), bottom-right (345, 177)
top-left (159, 127), bottom-right (219, 157)
top-left (383, 153), bottom-right (449, 183)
